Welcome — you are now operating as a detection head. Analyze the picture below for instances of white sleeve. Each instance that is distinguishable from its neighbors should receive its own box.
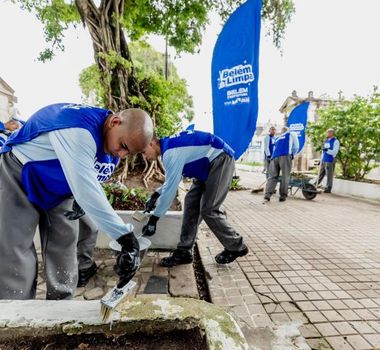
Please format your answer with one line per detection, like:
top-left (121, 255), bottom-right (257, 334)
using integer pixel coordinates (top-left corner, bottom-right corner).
top-left (327, 139), bottom-right (340, 158)
top-left (153, 150), bottom-right (185, 217)
top-left (291, 132), bottom-right (299, 155)
top-left (48, 128), bottom-right (133, 239)
top-left (263, 135), bottom-right (270, 158)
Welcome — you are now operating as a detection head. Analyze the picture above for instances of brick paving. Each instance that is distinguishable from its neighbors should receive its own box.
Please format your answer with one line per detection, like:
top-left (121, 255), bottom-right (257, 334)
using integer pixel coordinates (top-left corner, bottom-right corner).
top-left (36, 249), bottom-right (199, 301)
top-left (198, 170), bottom-right (380, 350)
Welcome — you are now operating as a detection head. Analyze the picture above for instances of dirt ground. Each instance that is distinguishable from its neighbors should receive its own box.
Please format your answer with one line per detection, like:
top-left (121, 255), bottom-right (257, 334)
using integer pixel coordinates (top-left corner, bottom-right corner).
top-left (0, 329), bottom-right (206, 350)
top-left (122, 172), bottom-right (181, 211)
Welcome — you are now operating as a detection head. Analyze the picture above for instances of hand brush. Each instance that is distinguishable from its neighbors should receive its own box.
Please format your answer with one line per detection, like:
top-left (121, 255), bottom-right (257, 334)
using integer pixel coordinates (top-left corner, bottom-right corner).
top-left (131, 210), bottom-right (148, 223)
top-left (100, 278), bottom-right (137, 322)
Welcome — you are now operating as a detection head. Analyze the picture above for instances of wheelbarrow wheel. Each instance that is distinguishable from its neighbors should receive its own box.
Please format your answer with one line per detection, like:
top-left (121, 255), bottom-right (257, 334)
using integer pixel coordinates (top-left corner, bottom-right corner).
top-left (302, 183), bottom-right (317, 200)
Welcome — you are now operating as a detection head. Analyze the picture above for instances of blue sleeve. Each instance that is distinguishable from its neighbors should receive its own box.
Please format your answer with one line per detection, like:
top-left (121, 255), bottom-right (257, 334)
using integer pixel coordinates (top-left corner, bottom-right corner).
top-left (49, 128), bottom-right (133, 239)
top-left (153, 149), bottom-right (185, 217)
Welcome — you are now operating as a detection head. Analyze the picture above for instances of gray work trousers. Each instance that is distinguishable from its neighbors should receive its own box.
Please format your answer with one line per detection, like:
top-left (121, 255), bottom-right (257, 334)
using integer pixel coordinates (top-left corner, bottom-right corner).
top-left (178, 153), bottom-right (244, 252)
top-left (78, 216), bottom-right (98, 270)
top-left (264, 159), bottom-right (271, 178)
top-left (0, 152), bottom-right (79, 300)
top-left (264, 155), bottom-right (292, 199)
top-left (317, 161), bottom-right (335, 190)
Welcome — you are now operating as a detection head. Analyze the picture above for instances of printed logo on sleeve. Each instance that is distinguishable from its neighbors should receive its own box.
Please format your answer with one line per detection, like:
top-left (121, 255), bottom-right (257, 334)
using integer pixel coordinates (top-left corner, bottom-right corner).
top-left (94, 160), bottom-right (116, 183)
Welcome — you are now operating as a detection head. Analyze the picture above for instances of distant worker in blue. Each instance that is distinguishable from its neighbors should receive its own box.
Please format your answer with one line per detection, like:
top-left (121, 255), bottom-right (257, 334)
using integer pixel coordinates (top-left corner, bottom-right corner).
top-left (317, 128), bottom-right (340, 193)
top-left (0, 103), bottom-right (153, 300)
top-left (263, 126), bottom-right (276, 177)
top-left (141, 129), bottom-right (248, 267)
top-left (264, 126), bottom-right (299, 202)
top-left (0, 118), bottom-right (21, 148)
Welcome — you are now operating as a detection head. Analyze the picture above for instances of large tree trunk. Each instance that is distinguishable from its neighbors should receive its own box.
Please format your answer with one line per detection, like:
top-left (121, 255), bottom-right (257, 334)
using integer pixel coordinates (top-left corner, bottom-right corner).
top-left (75, 0), bottom-right (160, 187)
top-left (75, 0), bottom-right (142, 111)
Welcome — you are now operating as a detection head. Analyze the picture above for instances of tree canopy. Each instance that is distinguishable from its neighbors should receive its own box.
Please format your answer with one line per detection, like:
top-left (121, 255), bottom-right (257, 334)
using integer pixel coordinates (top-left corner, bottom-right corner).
top-left (80, 41), bottom-right (194, 137)
top-left (307, 88), bottom-right (380, 181)
top-left (15, 0), bottom-right (295, 62)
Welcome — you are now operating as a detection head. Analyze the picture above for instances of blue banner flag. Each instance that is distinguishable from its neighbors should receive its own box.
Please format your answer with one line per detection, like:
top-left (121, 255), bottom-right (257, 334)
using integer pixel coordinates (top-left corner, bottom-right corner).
top-left (211, 0), bottom-right (262, 159)
top-left (287, 102), bottom-right (309, 154)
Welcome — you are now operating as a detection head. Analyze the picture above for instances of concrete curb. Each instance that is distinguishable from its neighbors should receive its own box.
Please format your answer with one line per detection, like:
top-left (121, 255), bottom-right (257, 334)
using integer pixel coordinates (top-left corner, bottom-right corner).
top-left (0, 297), bottom-right (249, 350)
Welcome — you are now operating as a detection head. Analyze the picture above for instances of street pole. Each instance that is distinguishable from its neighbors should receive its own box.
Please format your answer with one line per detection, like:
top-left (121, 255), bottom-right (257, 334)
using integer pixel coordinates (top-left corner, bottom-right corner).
top-left (165, 36), bottom-right (168, 80)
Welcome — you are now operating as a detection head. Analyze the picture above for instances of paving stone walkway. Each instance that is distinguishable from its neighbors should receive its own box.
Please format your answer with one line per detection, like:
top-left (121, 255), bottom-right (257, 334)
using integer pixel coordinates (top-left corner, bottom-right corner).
top-left (197, 170), bottom-right (380, 350)
top-left (36, 249), bottom-right (199, 301)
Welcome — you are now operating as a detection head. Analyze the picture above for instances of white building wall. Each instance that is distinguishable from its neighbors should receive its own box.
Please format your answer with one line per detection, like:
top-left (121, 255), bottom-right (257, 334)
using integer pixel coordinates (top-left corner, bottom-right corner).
top-left (0, 94), bottom-right (9, 122)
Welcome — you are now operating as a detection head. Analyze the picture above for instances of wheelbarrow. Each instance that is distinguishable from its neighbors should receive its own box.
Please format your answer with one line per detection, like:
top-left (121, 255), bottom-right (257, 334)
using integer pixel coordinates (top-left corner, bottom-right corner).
top-left (278, 174), bottom-right (319, 200)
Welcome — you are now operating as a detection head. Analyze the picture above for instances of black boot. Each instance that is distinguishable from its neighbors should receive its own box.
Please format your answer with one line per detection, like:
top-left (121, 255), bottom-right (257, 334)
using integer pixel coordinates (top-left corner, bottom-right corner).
top-left (160, 249), bottom-right (193, 268)
top-left (77, 262), bottom-right (98, 287)
top-left (215, 246), bottom-right (249, 264)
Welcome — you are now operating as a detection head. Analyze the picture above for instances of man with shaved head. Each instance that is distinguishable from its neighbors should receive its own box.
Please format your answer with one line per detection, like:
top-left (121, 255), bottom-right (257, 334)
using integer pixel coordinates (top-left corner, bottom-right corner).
top-left (0, 103), bottom-right (153, 299)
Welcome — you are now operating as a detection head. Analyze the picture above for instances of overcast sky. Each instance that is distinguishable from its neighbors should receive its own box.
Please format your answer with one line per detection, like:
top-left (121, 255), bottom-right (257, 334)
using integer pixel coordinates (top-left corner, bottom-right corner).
top-left (1, 0), bottom-right (379, 131)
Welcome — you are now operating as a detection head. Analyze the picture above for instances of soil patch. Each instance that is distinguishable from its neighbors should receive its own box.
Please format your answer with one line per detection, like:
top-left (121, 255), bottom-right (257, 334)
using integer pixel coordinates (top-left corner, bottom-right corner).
top-left (0, 329), bottom-right (206, 350)
top-left (123, 170), bottom-right (164, 192)
top-left (193, 244), bottom-right (212, 302)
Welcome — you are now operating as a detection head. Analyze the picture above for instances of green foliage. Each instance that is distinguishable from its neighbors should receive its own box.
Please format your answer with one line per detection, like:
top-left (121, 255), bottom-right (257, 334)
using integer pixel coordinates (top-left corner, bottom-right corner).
top-left (238, 161), bottom-right (263, 167)
top-left (14, 0), bottom-right (80, 61)
top-left (14, 0), bottom-right (295, 61)
top-left (98, 51), bottom-right (133, 71)
top-left (230, 176), bottom-right (243, 191)
top-left (80, 41), bottom-right (194, 136)
top-left (78, 64), bottom-right (106, 107)
top-left (103, 182), bottom-right (149, 210)
top-left (307, 88), bottom-right (380, 181)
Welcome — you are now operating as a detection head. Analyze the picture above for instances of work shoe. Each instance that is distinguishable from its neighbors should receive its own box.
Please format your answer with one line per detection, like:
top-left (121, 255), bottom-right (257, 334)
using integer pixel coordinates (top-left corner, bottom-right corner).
top-left (160, 249), bottom-right (193, 268)
top-left (279, 197), bottom-right (286, 202)
top-left (215, 246), bottom-right (249, 264)
top-left (77, 262), bottom-right (98, 287)
top-left (324, 189), bottom-right (331, 193)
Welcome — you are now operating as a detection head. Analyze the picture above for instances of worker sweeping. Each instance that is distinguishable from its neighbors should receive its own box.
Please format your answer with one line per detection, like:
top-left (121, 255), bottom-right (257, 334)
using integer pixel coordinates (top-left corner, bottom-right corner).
top-left (264, 126), bottom-right (299, 202)
top-left (141, 129), bottom-right (248, 267)
top-left (0, 103), bottom-right (153, 300)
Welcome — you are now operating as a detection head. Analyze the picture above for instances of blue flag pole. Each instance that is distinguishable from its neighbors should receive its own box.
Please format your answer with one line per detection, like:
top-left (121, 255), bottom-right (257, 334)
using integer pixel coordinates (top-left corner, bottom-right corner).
top-left (287, 102), bottom-right (310, 154)
top-left (211, 0), bottom-right (262, 160)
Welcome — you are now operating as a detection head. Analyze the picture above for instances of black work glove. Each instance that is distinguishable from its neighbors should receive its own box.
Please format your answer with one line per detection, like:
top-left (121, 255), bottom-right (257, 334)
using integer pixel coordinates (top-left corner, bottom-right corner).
top-left (64, 200), bottom-right (85, 220)
top-left (144, 192), bottom-right (160, 213)
top-left (114, 233), bottom-right (140, 281)
top-left (142, 215), bottom-right (159, 237)
top-left (266, 156), bottom-right (271, 161)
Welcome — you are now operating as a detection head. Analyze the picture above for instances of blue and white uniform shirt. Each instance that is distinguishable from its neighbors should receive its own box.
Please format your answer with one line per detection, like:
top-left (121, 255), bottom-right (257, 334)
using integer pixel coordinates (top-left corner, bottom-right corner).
top-left (153, 130), bottom-right (234, 217)
top-left (271, 131), bottom-right (299, 159)
top-left (1, 103), bottom-right (118, 209)
top-left (322, 137), bottom-right (339, 163)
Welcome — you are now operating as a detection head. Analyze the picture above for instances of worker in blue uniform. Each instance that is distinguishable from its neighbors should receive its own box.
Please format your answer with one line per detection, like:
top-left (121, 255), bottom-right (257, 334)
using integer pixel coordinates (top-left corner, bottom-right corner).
top-left (317, 128), bottom-right (340, 193)
top-left (141, 130), bottom-right (248, 267)
top-left (0, 103), bottom-right (153, 299)
top-left (264, 127), bottom-right (299, 202)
